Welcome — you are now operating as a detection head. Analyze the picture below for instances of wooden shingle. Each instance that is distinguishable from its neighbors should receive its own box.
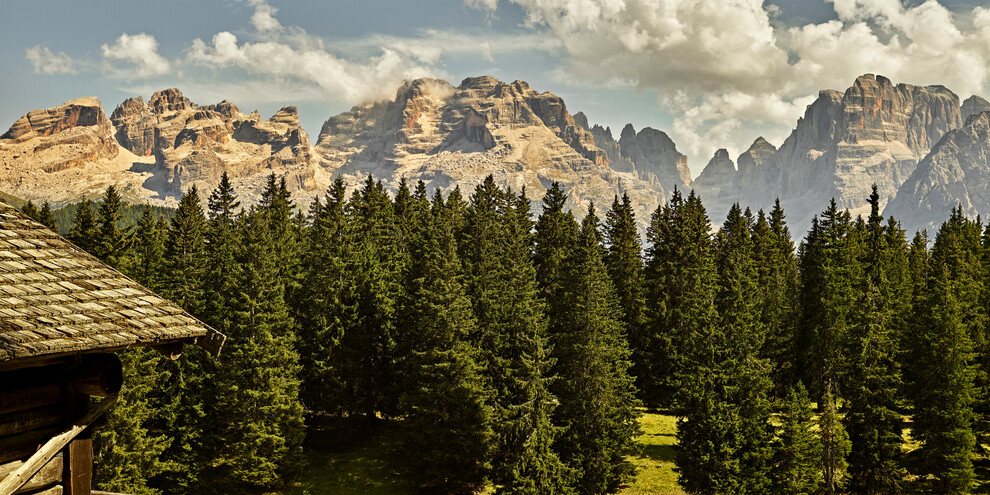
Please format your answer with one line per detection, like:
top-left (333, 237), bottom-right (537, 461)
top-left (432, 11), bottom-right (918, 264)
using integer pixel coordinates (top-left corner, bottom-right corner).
top-left (0, 202), bottom-right (224, 363)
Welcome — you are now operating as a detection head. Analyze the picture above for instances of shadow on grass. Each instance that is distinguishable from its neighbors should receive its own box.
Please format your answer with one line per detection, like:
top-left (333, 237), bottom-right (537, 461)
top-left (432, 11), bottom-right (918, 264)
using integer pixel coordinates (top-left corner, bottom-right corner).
top-left (641, 443), bottom-right (677, 465)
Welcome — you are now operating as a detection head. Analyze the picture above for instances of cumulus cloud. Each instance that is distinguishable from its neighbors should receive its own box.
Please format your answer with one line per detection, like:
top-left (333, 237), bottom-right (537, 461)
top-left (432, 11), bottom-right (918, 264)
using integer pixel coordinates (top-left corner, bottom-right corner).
top-left (247, 0), bottom-right (282, 34)
top-left (25, 46), bottom-right (77, 75)
top-left (470, 0), bottom-right (990, 174)
top-left (101, 33), bottom-right (171, 78)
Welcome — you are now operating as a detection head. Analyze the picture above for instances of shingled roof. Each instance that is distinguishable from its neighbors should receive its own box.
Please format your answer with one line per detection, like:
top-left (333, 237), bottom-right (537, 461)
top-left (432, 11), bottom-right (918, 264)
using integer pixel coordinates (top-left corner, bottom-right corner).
top-left (0, 201), bottom-right (223, 364)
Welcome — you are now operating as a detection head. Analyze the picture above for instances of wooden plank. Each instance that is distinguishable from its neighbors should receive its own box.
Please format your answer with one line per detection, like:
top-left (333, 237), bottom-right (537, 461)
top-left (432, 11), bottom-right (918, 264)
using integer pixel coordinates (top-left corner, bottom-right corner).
top-left (0, 355), bottom-right (121, 398)
top-left (0, 428), bottom-right (60, 465)
top-left (63, 440), bottom-right (89, 495)
top-left (0, 454), bottom-right (61, 493)
top-left (0, 407), bottom-right (63, 438)
top-left (24, 486), bottom-right (61, 495)
top-left (0, 394), bottom-right (115, 495)
top-left (0, 384), bottom-right (61, 416)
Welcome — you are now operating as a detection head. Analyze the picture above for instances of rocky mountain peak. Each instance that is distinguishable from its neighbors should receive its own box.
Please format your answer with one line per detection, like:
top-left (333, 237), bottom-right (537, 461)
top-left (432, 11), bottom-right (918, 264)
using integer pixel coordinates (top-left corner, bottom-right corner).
top-left (617, 126), bottom-right (690, 188)
top-left (0, 96), bottom-right (117, 174)
top-left (573, 111), bottom-right (590, 130)
top-left (736, 136), bottom-right (776, 186)
top-left (962, 95), bottom-right (990, 124)
top-left (458, 75), bottom-right (501, 93)
top-left (149, 88), bottom-right (195, 114)
top-left (269, 106), bottom-right (300, 124)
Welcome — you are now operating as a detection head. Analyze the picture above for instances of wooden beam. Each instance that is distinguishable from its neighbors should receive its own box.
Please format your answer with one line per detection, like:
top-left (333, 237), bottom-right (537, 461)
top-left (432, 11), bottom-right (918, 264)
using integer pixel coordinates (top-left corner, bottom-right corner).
top-left (196, 329), bottom-right (225, 357)
top-left (0, 454), bottom-right (61, 494)
top-left (0, 355), bottom-right (122, 398)
top-left (0, 394), bottom-right (116, 495)
top-left (30, 486), bottom-right (62, 495)
top-left (0, 428), bottom-right (60, 465)
top-left (64, 439), bottom-right (91, 495)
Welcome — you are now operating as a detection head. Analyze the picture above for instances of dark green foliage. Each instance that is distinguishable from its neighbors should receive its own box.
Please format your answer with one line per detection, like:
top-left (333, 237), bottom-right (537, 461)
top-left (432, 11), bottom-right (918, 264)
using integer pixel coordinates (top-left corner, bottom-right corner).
top-left (399, 192), bottom-right (493, 494)
top-left (93, 349), bottom-right (176, 495)
top-left (203, 207), bottom-right (305, 490)
top-left (95, 185), bottom-right (130, 267)
top-left (534, 182), bottom-right (579, 338)
top-left (604, 193), bottom-right (647, 398)
top-left (675, 203), bottom-right (773, 494)
top-left (163, 187), bottom-right (208, 316)
top-left (797, 199), bottom-right (860, 402)
top-left (69, 198), bottom-right (98, 252)
top-left (752, 200), bottom-right (799, 397)
top-left (820, 389), bottom-right (851, 495)
top-left (19, 200), bottom-right (39, 220)
top-left (131, 208), bottom-right (166, 291)
top-left (644, 189), bottom-right (717, 410)
top-left (844, 186), bottom-right (903, 494)
top-left (771, 383), bottom-right (821, 495)
top-left (555, 204), bottom-right (640, 494)
top-left (38, 201), bottom-right (57, 230)
top-left (909, 206), bottom-right (980, 494)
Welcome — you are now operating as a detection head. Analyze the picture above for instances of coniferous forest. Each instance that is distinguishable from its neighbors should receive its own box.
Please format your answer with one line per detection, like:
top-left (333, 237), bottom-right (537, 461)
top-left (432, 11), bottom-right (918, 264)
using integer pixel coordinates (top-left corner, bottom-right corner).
top-left (22, 173), bottom-right (990, 494)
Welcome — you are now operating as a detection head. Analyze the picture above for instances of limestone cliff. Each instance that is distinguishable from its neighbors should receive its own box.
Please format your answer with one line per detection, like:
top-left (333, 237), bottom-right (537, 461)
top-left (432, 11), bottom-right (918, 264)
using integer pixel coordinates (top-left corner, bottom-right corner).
top-left (1, 97), bottom-right (118, 173)
top-left (111, 88), bottom-right (314, 199)
top-left (885, 111), bottom-right (990, 234)
top-left (314, 76), bottom-right (664, 223)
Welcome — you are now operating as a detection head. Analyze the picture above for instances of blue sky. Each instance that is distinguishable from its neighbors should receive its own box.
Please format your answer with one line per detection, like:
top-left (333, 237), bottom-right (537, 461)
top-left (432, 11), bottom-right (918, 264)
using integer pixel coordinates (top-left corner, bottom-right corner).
top-left (2, 0), bottom-right (989, 177)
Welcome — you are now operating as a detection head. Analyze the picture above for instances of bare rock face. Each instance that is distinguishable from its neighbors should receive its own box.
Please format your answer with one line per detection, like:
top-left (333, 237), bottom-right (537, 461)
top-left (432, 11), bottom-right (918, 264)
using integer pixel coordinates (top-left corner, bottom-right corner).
top-left (617, 124), bottom-right (691, 189)
top-left (0, 97), bottom-right (118, 172)
top-left (885, 111), bottom-right (990, 234)
top-left (962, 96), bottom-right (990, 124)
top-left (314, 76), bottom-right (664, 224)
top-left (719, 74), bottom-right (962, 233)
top-left (111, 88), bottom-right (314, 199)
top-left (735, 137), bottom-right (777, 190)
top-left (693, 149), bottom-right (737, 209)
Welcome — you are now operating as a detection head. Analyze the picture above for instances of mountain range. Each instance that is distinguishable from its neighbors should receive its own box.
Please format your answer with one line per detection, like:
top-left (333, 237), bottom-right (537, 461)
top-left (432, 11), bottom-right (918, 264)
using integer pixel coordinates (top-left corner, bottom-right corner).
top-left (2, 73), bottom-right (989, 236)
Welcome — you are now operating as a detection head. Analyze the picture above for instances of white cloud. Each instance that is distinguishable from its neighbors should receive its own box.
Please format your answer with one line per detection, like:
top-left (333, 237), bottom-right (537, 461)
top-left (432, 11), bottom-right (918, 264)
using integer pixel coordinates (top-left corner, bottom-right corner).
top-left (25, 45), bottom-right (77, 75)
top-left (247, 0), bottom-right (282, 34)
top-left (470, 0), bottom-right (990, 175)
top-left (101, 33), bottom-right (171, 78)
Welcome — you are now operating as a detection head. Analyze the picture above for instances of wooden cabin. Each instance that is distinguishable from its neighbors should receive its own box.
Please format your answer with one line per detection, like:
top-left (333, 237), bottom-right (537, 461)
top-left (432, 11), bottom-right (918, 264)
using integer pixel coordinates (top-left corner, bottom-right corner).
top-left (0, 202), bottom-right (224, 495)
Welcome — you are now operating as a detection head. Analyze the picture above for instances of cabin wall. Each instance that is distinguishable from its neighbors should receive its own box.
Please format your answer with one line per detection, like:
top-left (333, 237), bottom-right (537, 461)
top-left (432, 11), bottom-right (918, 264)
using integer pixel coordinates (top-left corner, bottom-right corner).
top-left (0, 354), bottom-right (122, 495)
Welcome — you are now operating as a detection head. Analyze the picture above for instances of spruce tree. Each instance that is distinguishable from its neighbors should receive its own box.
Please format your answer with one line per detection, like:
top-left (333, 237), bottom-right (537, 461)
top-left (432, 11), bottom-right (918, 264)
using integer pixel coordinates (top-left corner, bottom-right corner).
top-left (95, 185), bottom-right (130, 267)
top-left (909, 206), bottom-right (980, 493)
top-left (771, 383), bottom-right (821, 495)
top-left (69, 198), bottom-right (98, 253)
top-left (820, 388), bottom-right (851, 495)
top-left (643, 188), bottom-right (717, 409)
top-left (399, 192), bottom-right (493, 494)
top-left (604, 193), bottom-right (646, 396)
top-left (676, 203), bottom-right (772, 493)
top-left (203, 207), bottom-right (304, 491)
top-left (555, 204), bottom-right (640, 494)
top-left (844, 186), bottom-right (903, 494)
top-left (20, 200), bottom-right (39, 221)
top-left (534, 182), bottom-right (579, 342)
top-left (752, 200), bottom-right (799, 397)
top-left (38, 201), bottom-right (57, 231)
top-left (131, 208), bottom-right (166, 290)
top-left (163, 186), bottom-right (207, 316)
top-left (296, 178), bottom-right (355, 416)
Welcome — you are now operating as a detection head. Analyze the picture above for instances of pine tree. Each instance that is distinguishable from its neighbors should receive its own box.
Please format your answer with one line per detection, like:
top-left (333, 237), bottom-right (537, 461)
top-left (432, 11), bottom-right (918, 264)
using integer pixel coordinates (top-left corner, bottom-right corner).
top-left (771, 383), bottom-right (821, 495)
top-left (38, 201), bottom-right (57, 231)
top-left (796, 199), bottom-right (860, 402)
top-left (909, 206), bottom-right (980, 494)
top-left (163, 187), bottom-right (207, 316)
top-left (555, 204), bottom-right (640, 494)
top-left (131, 208), bottom-right (166, 290)
top-left (676, 203), bottom-right (772, 493)
top-left (296, 178), bottom-right (355, 416)
top-left (20, 200), bottom-right (39, 221)
top-left (95, 185), bottom-right (130, 267)
top-left (604, 193), bottom-right (647, 397)
top-left (752, 200), bottom-right (799, 397)
top-left (534, 182), bottom-right (579, 346)
top-left (644, 188), bottom-right (717, 409)
top-left (203, 207), bottom-right (304, 491)
top-left (844, 186), bottom-right (903, 494)
top-left (69, 198), bottom-right (98, 253)
top-left (93, 349), bottom-right (175, 495)
top-left (399, 192), bottom-right (493, 494)
top-left (820, 388), bottom-right (851, 495)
